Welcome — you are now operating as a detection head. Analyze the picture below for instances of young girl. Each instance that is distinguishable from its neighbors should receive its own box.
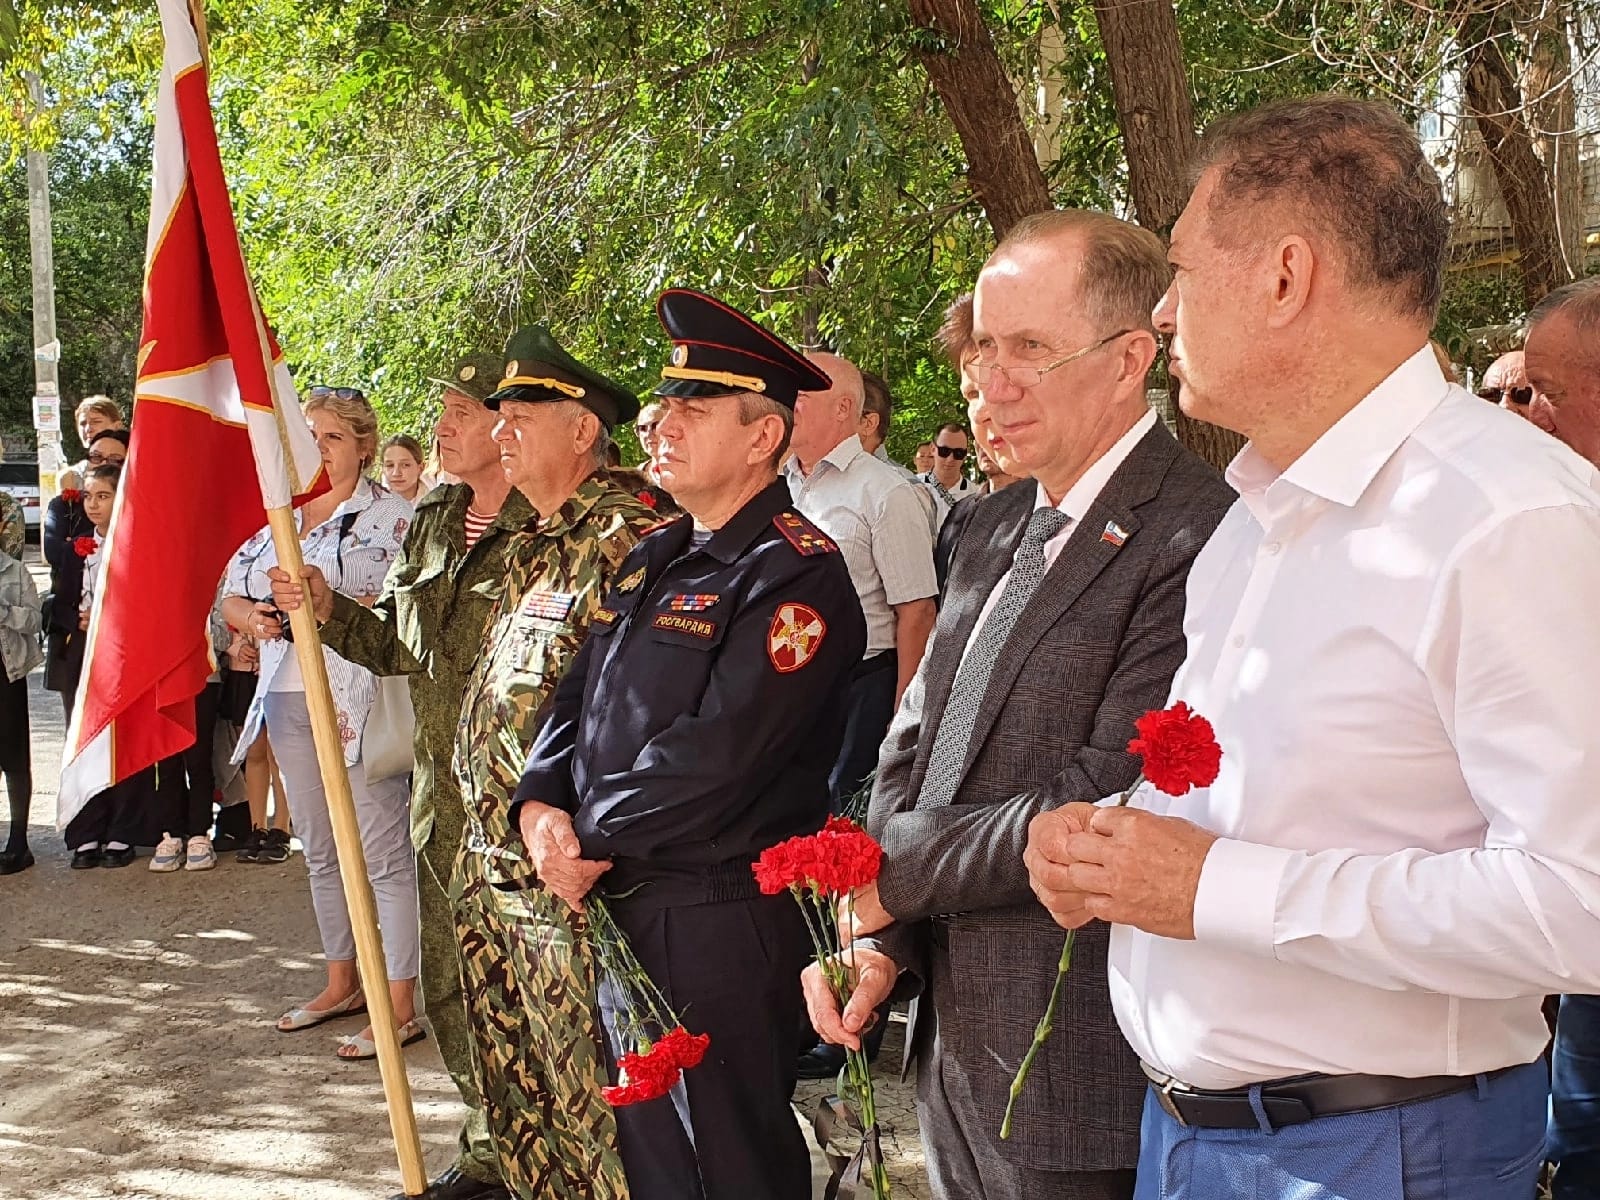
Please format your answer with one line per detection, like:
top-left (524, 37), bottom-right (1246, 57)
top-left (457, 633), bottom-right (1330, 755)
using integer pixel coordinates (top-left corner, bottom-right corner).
top-left (61, 463), bottom-right (147, 868)
top-left (379, 434), bottom-right (428, 504)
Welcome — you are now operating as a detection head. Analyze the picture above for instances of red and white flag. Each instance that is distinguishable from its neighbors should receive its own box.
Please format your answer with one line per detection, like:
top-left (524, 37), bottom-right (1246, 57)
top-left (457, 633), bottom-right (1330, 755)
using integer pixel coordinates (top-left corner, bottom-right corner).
top-left (58, 0), bottom-right (326, 827)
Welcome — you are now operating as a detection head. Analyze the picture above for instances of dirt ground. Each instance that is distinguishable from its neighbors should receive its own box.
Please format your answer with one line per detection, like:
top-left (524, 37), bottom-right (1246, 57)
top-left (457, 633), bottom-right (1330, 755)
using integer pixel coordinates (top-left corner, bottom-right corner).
top-left (0, 553), bottom-right (928, 1200)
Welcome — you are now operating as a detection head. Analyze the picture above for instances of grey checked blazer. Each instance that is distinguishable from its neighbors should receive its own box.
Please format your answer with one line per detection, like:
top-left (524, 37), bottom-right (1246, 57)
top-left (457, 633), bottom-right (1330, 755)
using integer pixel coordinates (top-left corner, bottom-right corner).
top-left (863, 420), bottom-right (1235, 1172)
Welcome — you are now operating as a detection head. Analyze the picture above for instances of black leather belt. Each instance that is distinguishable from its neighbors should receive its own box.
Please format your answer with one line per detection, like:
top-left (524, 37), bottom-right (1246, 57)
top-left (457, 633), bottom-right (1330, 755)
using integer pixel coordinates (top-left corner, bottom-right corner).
top-left (1140, 1060), bottom-right (1509, 1130)
top-left (851, 650), bottom-right (897, 681)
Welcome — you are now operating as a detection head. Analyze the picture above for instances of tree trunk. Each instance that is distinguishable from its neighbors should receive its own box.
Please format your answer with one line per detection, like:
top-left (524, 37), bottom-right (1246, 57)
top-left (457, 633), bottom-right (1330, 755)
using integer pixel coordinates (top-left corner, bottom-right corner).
top-left (1519, 3), bottom-right (1583, 278)
top-left (906, 0), bottom-right (1052, 239)
top-left (1459, 9), bottom-right (1571, 306)
top-left (1089, 0), bottom-right (1198, 236)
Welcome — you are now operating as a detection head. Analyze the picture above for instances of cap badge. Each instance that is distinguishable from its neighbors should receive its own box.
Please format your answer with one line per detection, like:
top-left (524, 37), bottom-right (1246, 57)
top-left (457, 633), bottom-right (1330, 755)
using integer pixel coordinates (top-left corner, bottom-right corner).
top-left (671, 345), bottom-right (688, 367)
top-left (458, 364), bottom-right (476, 382)
top-left (505, 359), bottom-right (519, 378)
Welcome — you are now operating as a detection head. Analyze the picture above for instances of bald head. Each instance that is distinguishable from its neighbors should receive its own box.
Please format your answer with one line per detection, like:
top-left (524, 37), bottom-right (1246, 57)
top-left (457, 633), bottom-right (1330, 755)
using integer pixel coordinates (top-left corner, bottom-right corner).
top-left (806, 352), bottom-right (865, 422)
top-left (1481, 351), bottom-right (1527, 395)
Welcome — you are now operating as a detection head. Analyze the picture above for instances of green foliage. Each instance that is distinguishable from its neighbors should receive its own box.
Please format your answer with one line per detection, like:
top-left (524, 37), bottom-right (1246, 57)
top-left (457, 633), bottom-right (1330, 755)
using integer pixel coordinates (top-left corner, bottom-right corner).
top-left (2, 0), bottom-right (1520, 469)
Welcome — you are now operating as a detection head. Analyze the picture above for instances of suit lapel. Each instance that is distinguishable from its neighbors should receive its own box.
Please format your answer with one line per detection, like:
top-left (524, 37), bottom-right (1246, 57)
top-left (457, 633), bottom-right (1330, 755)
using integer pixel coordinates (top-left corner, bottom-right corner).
top-left (957, 423), bottom-right (1181, 786)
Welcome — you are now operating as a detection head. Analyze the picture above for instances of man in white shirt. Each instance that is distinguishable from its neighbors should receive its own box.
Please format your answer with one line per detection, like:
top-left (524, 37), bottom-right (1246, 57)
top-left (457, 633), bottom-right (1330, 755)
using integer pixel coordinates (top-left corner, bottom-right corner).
top-left (1520, 279), bottom-right (1600, 1200)
top-left (1024, 96), bottom-right (1600, 1200)
top-left (920, 422), bottom-right (980, 525)
top-left (786, 351), bottom-right (938, 800)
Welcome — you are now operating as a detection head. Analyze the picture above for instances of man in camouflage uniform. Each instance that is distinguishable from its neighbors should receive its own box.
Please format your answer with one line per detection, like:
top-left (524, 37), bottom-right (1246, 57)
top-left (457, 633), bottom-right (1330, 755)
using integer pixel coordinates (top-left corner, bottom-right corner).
top-left (452, 326), bottom-right (658, 1200)
top-left (271, 354), bottom-right (530, 1200)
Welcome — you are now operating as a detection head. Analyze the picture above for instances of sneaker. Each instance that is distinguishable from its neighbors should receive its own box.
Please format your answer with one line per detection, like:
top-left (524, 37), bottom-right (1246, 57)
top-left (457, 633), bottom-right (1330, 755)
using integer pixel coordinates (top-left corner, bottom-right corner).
top-left (185, 836), bottom-right (217, 872)
top-left (256, 828), bottom-right (292, 864)
top-left (149, 836), bottom-right (185, 873)
top-left (235, 827), bottom-right (267, 863)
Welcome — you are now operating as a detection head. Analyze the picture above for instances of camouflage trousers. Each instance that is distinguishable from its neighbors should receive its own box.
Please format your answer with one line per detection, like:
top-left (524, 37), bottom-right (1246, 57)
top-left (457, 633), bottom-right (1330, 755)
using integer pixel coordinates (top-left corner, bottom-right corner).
top-left (455, 848), bottom-right (629, 1200)
top-left (419, 821), bottom-right (502, 1183)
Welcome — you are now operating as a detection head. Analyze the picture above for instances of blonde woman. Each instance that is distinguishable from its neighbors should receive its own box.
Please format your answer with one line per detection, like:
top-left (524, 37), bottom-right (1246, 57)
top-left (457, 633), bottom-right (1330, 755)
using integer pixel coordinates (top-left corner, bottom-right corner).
top-left (221, 385), bottom-right (421, 1060)
top-left (380, 433), bottom-right (429, 503)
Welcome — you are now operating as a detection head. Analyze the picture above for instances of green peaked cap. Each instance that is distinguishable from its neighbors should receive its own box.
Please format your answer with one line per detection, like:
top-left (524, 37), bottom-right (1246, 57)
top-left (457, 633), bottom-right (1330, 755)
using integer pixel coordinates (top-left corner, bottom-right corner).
top-left (485, 324), bottom-right (640, 430)
top-left (426, 351), bottom-right (504, 404)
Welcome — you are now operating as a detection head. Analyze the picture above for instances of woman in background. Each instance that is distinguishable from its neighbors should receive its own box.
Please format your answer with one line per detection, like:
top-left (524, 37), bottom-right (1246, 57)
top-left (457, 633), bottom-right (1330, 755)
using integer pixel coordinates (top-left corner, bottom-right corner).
top-left (380, 434), bottom-right (429, 504)
top-left (221, 386), bottom-right (421, 1060)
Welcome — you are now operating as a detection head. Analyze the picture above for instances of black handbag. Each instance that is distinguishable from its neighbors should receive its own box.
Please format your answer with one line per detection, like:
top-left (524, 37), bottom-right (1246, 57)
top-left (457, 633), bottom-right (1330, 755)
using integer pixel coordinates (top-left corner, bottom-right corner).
top-left (217, 666), bottom-right (256, 724)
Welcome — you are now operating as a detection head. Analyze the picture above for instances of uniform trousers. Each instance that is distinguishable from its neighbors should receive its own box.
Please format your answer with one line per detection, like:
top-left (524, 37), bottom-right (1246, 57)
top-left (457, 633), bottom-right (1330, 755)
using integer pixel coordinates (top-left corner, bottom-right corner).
top-left (264, 691), bottom-right (419, 979)
top-left (1134, 1058), bottom-right (1548, 1200)
top-left (602, 894), bottom-right (811, 1200)
top-left (454, 850), bottom-right (626, 1200)
top-left (914, 956), bottom-right (1136, 1200)
top-left (418, 814), bottom-right (501, 1184)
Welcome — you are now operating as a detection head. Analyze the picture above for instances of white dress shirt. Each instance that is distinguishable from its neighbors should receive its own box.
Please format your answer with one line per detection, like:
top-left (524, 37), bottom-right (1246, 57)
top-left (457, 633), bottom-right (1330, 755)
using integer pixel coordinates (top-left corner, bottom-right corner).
top-left (786, 435), bottom-right (937, 657)
top-left (875, 443), bottom-right (939, 533)
top-left (1109, 346), bottom-right (1600, 1090)
top-left (962, 409), bottom-right (1156, 654)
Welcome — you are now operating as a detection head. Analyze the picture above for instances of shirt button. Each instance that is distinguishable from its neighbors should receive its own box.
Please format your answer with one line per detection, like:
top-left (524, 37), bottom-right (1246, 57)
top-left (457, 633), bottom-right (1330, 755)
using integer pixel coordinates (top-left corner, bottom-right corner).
top-left (1263, 542), bottom-right (1282, 555)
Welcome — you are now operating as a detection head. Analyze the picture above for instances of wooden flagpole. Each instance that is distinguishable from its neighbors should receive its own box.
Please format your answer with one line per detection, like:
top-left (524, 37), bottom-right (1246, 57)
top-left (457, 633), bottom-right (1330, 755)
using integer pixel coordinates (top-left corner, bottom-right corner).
top-left (181, 2), bottom-right (427, 1192)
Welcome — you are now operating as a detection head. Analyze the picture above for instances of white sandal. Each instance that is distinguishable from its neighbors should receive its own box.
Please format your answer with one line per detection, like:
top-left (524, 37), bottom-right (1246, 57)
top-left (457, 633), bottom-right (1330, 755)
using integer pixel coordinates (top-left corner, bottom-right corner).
top-left (276, 991), bottom-right (366, 1032)
top-left (337, 1018), bottom-right (428, 1060)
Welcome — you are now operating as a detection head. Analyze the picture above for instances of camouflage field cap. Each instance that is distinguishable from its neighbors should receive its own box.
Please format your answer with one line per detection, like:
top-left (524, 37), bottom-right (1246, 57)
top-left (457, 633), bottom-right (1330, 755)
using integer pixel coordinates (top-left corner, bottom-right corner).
top-left (426, 351), bottom-right (504, 405)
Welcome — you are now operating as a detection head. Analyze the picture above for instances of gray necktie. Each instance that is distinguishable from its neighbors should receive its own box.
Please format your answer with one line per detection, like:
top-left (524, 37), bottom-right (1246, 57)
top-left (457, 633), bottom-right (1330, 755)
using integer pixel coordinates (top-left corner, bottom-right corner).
top-left (920, 506), bottom-right (1072, 809)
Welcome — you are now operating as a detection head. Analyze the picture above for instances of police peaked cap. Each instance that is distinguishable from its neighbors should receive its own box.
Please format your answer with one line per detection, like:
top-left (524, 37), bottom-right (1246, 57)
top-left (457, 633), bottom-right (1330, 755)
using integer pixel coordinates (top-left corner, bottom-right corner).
top-left (426, 351), bottom-right (504, 405)
top-left (485, 325), bottom-right (640, 430)
top-left (653, 288), bottom-right (832, 408)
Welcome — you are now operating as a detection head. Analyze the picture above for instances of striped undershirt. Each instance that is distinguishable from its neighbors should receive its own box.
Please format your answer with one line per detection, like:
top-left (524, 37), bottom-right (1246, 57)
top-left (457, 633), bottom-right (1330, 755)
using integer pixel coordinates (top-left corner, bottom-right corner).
top-left (463, 506), bottom-right (494, 549)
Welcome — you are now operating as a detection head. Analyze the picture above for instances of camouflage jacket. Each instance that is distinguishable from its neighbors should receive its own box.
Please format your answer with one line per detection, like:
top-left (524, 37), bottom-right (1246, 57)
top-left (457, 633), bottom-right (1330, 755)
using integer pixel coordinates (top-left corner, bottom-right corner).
top-left (453, 474), bottom-right (659, 876)
top-left (317, 482), bottom-right (535, 850)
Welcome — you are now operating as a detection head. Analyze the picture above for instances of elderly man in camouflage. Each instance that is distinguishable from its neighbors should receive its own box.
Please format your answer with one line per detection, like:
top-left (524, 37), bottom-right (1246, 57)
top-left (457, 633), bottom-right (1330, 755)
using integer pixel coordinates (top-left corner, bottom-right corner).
top-left (453, 327), bottom-right (658, 1200)
top-left (271, 353), bottom-right (532, 1200)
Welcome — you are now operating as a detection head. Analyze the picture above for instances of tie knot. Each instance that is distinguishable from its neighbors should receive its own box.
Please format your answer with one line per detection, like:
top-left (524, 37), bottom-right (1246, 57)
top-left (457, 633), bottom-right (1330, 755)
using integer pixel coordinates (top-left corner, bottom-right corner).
top-left (1023, 506), bottom-right (1072, 546)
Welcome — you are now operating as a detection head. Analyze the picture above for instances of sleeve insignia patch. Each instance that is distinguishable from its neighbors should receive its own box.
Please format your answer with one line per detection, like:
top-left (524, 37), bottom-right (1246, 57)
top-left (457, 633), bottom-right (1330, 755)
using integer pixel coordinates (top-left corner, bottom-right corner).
top-left (667, 593), bottom-right (720, 612)
top-left (652, 612), bottom-right (717, 639)
top-left (772, 511), bottom-right (838, 556)
top-left (592, 607), bottom-right (619, 627)
top-left (616, 566), bottom-right (647, 593)
top-left (520, 590), bottom-right (576, 622)
top-left (768, 602), bottom-right (827, 673)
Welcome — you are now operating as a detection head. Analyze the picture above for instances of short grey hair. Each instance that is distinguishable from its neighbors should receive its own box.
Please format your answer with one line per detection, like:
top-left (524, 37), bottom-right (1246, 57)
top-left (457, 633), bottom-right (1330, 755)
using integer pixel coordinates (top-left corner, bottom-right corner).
top-left (1193, 95), bottom-right (1449, 322)
top-left (1528, 278), bottom-right (1600, 337)
top-left (736, 392), bottom-right (793, 470)
top-left (991, 209), bottom-right (1170, 335)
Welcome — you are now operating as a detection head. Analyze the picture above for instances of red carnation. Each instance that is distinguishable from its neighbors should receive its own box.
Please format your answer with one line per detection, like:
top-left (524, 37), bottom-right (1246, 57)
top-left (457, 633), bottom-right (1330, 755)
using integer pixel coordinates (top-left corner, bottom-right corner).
top-left (636, 490), bottom-right (658, 509)
top-left (73, 536), bottom-right (97, 559)
top-left (60, 489), bottom-right (82, 504)
top-left (602, 1045), bottom-right (681, 1107)
top-left (753, 817), bottom-right (882, 896)
top-left (1127, 701), bottom-right (1222, 796)
top-left (655, 1025), bottom-right (710, 1070)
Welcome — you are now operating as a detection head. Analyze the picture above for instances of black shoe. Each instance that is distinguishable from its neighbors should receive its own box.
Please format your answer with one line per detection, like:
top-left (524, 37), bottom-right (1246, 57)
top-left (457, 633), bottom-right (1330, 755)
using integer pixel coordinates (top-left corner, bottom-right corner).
top-left (387, 1166), bottom-right (511, 1200)
top-left (71, 848), bottom-right (102, 870)
top-left (235, 827), bottom-right (267, 863)
top-left (212, 828), bottom-right (250, 854)
top-left (256, 828), bottom-right (291, 864)
top-left (100, 845), bottom-right (137, 868)
top-left (0, 848), bottom-right (34, 875)
top-left (796, 1041), bottom-right (848, 1080)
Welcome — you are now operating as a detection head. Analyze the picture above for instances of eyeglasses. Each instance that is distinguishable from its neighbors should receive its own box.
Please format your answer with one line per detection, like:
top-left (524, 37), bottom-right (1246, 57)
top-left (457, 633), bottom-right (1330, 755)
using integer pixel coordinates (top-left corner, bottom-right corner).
top-left (307, 385), bottom-right (366, 402)
top-left (973, 329), bottom-right (1135, 388)
top-left (935, 445), bottom-right (968, 460)
top-left (87, 451), bottom-right (125, 466)
top-left (1476, 386), bottom-right (1532, 406)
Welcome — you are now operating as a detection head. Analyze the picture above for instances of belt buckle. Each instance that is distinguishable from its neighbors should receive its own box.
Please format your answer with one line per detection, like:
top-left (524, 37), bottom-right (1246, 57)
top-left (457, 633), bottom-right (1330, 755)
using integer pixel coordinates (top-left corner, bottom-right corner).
top-left (1146, 1068), bottom-right (1190, 1127)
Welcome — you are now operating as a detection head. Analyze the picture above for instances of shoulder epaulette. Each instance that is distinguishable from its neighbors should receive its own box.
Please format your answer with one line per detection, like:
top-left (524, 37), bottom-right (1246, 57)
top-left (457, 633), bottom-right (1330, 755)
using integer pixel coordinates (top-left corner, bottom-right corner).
top-left (772, 510), bottom-right (839, 556)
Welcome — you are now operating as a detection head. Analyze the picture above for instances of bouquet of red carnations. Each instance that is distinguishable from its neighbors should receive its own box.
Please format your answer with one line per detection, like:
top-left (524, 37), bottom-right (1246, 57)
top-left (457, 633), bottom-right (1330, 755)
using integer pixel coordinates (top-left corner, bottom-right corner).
top-left (1000, 701), bottom-right (1223, 1138)
top-left (755, 815), bottom-right (891, 1200)
top-left (586, 897), bottom-right (711, 1107)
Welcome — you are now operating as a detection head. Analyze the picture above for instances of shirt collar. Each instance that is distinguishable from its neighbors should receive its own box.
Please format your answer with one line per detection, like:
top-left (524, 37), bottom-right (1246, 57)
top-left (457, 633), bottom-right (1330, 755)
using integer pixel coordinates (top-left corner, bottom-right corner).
top-left (331, 477), bottom-right (381, 519)
top-left (1226, 344), bottom-right (1448, 511)
top-left (1034, 408), bottom-right (1157, 522)
top-left (786, 434), bottom-right (866, 484)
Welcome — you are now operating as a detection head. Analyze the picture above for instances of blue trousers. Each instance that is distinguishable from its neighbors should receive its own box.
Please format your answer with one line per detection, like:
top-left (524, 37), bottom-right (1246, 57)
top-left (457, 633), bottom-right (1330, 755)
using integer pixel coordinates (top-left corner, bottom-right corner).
top-left (1551, 995), bottom-right (1600, 1198)
top-left (1134, 1059), bottom-right (1548, 1200)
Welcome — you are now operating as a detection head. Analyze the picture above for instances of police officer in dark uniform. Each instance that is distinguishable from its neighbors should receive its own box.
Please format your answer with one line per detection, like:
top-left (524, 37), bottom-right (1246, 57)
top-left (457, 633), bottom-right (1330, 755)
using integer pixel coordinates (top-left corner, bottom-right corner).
top-left (512, 288), bottom-right (867, 1200)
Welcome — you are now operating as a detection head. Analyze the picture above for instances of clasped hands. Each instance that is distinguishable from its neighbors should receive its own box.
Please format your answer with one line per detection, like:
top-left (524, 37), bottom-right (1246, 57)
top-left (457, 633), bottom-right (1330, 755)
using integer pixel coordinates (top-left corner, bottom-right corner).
top-left (1023, 802), bottom-right (1217, 940)
top-left (517, 801), bottom-right (611, 912)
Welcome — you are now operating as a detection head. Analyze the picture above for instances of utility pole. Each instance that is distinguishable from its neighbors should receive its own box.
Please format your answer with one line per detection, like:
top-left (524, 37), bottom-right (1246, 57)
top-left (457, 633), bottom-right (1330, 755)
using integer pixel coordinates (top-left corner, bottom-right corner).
top-left (26, 72), bottom-right (65, 500)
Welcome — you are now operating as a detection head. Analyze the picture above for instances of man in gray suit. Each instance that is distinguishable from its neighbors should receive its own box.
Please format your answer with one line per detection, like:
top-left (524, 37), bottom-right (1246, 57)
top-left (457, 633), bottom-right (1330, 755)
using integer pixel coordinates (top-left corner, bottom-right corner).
top-left (803, 209), bottom-right (1235, 1200)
